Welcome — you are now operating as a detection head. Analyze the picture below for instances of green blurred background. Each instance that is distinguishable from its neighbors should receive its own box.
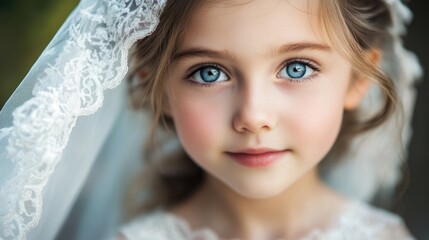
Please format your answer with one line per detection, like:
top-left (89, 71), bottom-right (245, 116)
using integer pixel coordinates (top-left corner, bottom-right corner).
top-left (0, 0), bottom-right (79, 106)
top-left (0, 0), bottom-right (428, 239)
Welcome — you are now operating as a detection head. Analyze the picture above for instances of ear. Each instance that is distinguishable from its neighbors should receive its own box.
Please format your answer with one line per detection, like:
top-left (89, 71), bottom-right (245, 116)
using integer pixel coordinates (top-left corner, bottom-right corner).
top-left (344, 49), bottom-right (381, 110)
top-left (132, 68), bottom-right (150, 88)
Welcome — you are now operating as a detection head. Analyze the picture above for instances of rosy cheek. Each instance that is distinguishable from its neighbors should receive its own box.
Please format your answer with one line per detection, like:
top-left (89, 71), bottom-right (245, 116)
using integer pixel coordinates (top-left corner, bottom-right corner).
top-left (171, 98), bottom-right (223, 162)
top-left (286, 96), bottom-right (344, 163)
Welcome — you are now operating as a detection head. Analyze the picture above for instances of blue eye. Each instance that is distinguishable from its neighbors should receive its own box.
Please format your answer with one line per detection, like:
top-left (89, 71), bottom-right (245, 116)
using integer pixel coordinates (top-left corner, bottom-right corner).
top-left (278, 61), bottom-right (317, 81)
top-left (190, 66), bottom-right (228, 83)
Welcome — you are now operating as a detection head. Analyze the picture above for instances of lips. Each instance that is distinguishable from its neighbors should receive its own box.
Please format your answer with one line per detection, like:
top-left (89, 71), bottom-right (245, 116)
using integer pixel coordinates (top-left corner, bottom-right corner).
top-left (226, 148), bottom-right (289, 168)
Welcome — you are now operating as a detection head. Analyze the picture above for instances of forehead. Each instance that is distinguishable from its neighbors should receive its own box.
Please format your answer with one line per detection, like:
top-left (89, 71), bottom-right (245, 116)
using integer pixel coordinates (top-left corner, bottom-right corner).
top-left (181, 0), bottom-right (328, 51)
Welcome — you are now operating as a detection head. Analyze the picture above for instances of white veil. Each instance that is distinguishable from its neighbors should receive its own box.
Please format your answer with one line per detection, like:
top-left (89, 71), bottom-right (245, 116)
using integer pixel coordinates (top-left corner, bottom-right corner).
top-left (0, 0), bottom-right (165, 239)
top-left (0, 0), bottom-right (421, 239)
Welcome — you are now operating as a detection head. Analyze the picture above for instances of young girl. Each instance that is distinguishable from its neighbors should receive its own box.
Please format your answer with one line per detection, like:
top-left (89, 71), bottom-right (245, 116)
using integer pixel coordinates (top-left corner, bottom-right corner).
top-left (0, 0), bottom-right (421, 239)
top-left (117, 0), bottom-right (420, 239)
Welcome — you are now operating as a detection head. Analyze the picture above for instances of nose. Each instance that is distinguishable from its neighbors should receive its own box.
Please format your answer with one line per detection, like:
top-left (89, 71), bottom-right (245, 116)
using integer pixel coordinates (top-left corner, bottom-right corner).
top-left (232, 83), bottom-right (278, 134)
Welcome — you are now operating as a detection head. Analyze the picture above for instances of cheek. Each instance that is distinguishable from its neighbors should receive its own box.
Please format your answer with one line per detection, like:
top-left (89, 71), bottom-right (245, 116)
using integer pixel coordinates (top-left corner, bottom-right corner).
top-left (285, 90), bottom-right (345, 163)
top-left (169, 95), bottom-right (226, 162)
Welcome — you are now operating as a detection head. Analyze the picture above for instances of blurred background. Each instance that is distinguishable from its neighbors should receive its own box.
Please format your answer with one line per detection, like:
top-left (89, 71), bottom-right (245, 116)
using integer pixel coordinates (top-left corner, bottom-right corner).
top-left (0, 0), bottom-right (79, 105)
top-left (0, 0), bottom-right (427, 239)
top-left (395, 1), bottom-right (429, 238)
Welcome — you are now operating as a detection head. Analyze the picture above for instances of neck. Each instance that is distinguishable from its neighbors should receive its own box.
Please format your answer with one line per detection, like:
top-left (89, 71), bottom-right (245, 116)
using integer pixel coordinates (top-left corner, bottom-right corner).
top-left (173, 168), bottom-right (347, 239)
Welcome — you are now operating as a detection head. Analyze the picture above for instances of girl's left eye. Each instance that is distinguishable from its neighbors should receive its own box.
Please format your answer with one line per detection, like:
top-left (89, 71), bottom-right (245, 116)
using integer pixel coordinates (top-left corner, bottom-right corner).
top-left (189, 65), bottom-right (228, 83)
top-left (277, 60), bottom-right (318, 81)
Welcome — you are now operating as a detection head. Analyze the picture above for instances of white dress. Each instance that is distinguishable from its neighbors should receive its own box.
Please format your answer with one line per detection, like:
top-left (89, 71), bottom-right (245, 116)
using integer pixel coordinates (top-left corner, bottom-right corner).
top-left (120, 200), bottom-right (414, 240)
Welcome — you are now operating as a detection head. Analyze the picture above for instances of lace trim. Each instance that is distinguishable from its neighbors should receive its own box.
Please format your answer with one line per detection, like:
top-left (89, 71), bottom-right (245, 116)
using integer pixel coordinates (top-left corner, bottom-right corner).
top-left (159, 205), bottom-right (357, 240)
top-left (122, 201), bottom-right (414, 240)
top-left (0, 1), bottom-right (165, 239)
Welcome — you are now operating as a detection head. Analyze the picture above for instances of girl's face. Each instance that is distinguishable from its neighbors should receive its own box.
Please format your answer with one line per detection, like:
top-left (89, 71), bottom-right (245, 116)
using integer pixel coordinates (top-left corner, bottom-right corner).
top-left (165, 0), bottom-right (366, 199)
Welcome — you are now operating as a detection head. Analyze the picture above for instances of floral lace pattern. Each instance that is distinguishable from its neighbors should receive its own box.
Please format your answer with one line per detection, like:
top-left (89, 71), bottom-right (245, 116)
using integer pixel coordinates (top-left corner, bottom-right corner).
top-left (120, 201), bottom-right (415, 240)
top-left (0, 1), bottom-right (165, 239)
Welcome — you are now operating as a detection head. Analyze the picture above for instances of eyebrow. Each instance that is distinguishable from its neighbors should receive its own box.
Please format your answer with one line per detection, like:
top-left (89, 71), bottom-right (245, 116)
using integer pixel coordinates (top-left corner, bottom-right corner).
top-left (173, 42), bottom-right (331, 62)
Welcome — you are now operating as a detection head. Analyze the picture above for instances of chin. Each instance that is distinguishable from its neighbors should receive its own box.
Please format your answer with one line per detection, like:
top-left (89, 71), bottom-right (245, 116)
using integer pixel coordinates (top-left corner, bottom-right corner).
top-left (226, 178), bottom-right (295, 200)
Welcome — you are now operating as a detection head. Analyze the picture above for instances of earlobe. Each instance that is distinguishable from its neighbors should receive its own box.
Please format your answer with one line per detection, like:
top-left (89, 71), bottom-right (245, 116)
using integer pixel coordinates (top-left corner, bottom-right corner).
top-left (344, 49), bottom-right (381, 110)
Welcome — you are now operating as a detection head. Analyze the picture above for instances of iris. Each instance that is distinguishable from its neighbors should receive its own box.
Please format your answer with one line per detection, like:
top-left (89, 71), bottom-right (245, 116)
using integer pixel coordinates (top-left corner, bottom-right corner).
top-left (200, 67), bottom-right (220, 82)
top-left (286, 62), bottom-right (306, 79)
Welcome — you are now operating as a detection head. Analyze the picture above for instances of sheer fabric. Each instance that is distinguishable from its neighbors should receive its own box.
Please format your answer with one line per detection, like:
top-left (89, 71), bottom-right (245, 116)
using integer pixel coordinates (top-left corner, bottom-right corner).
top-left (0, 1), bottom-right (165, 239)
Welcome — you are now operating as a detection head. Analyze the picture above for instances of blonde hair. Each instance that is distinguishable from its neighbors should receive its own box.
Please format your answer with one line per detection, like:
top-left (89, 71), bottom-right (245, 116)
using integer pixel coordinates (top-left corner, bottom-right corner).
top-left (317, 0), bottom-right (398, 164)
top-left (125, 0), bottom-right (398, 218)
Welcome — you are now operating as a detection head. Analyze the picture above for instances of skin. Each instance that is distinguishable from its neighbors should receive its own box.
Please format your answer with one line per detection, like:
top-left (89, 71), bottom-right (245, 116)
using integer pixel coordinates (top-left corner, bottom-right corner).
top-left (163, 0), bottom-right (373, 239)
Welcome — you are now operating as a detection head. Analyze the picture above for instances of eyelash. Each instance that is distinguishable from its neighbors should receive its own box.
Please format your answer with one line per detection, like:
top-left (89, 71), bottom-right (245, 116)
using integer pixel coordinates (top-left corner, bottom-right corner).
top-left (278, 58), bottom-right (320, 83)
top-left (184, 58), bottom-right (320, 88)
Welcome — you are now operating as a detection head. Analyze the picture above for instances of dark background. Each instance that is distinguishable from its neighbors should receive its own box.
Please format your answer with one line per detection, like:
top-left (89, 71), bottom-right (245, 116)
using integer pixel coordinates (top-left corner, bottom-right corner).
top-left (395, 1), bottom-right (429, 238)
top-left (0, 0), bottom-right (427, 238)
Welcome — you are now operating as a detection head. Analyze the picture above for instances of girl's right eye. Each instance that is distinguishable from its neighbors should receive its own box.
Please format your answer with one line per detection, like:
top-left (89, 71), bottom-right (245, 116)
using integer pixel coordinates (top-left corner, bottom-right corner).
top-left (189, 65), bottom-right (228, 84)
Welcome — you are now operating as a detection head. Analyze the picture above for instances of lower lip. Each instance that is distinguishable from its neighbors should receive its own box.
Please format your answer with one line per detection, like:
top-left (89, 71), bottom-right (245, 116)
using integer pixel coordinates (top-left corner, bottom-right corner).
top-left (227, 150), bottom-right (289, 168)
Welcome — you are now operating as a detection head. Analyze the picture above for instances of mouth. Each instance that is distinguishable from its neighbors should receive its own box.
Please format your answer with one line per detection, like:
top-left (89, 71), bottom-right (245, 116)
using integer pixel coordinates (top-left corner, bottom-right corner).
top-left (225, 148), bottom-right (290, 168)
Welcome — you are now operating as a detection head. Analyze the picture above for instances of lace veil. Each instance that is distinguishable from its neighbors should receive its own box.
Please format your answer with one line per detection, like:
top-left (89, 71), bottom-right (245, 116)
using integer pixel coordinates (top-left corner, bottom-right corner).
top-left (0, 0), bottom-right (421, 239)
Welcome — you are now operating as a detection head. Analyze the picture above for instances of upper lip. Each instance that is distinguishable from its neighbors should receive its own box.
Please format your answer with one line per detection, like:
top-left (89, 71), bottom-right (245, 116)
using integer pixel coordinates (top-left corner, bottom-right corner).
top-left (227, 148), bottom-right (286, 154)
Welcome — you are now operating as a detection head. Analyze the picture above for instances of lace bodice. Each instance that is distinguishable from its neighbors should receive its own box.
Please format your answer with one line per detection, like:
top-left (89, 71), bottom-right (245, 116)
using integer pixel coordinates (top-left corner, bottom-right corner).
top-left (120, 201), bottom-right (414, 240)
